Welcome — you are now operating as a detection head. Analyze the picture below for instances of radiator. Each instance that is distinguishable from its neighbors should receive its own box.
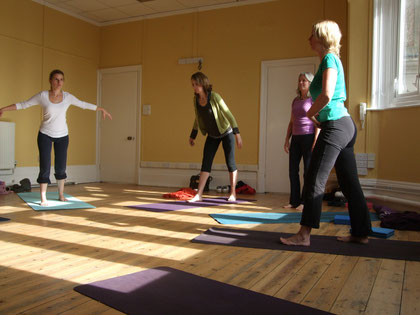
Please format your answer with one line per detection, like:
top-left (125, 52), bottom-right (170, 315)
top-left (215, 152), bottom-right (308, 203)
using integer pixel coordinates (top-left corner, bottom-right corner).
top-left (0, 121), bottom-right (15, 171)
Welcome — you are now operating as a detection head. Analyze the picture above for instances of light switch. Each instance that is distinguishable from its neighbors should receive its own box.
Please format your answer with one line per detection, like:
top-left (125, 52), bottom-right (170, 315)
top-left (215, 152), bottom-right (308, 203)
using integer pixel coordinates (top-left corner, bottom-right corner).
top-left (143, 104), bottom-right (151, 116)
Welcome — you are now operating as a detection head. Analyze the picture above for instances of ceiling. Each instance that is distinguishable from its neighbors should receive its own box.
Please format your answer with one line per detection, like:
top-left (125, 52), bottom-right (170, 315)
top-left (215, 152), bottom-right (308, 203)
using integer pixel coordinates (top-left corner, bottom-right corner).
top-left (33, 0), bottom-right (267, 26)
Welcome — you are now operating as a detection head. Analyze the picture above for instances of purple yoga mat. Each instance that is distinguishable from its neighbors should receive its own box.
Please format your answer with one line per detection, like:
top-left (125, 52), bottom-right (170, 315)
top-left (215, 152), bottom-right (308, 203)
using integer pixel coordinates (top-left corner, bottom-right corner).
top-left (202, 197), bottom-right (256, 204)
top-left (126, 201), bottom-right (217, 212)
top-left (74, 266), bottom-right (332, 315)
top-left (192, 227), bottom-right (420, 261)
top-left (126, 198), bottom-right (255, 212)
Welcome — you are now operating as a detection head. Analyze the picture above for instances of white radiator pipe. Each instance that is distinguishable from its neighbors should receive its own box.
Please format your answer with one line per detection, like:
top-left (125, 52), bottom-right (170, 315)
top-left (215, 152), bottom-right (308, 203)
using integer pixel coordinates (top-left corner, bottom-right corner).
top-left (364, 193), bottom-right (420, 208)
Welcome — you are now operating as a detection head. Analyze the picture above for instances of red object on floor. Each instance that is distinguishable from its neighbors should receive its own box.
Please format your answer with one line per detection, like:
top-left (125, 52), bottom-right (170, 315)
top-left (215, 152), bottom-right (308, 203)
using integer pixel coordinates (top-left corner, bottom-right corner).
top-left (163, 188), bottom-right (197, 200)
top-left (236, 184), bottom-right (256, 195)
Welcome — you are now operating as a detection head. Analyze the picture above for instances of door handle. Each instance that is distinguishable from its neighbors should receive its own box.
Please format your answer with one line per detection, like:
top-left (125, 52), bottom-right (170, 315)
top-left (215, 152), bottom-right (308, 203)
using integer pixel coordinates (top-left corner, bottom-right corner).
top-left (127, 136), bottom-right (134, 140)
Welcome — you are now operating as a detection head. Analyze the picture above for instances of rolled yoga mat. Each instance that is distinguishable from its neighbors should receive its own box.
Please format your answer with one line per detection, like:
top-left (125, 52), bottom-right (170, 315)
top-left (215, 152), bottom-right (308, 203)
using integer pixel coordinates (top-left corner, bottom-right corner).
top-left (210, 211), bottom-right (379, 225)
top-left (17, 192), bottom-right (95, 211)
top-left (74, 266), bottom-right (332, 315)
top-left (191, 227), bottom-right (420, 261)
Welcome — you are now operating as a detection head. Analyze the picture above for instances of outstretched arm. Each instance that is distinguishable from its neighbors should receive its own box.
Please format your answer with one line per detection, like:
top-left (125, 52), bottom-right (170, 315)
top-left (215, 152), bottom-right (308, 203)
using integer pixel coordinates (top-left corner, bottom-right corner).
top-left (96, 106), bottom-right (112, 120)
top-left (0, 104), bottom-right (17, 118)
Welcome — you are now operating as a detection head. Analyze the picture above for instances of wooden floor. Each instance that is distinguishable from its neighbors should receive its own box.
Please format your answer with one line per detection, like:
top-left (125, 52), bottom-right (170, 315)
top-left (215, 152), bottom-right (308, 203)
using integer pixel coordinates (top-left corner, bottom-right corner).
top-left (0, 183), bottom-right (419, 314)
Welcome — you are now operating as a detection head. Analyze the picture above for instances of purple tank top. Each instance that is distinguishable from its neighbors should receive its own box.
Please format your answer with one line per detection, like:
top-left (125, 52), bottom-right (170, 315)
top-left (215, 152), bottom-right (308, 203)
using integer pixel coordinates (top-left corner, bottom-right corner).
top-left (292, 97), bottom-right (315, 135)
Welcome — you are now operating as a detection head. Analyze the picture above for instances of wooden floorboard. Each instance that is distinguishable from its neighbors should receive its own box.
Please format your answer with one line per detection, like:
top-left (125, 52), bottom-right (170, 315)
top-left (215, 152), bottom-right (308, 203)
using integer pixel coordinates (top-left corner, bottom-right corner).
top-left (0, 183), bottom-right (419, 314)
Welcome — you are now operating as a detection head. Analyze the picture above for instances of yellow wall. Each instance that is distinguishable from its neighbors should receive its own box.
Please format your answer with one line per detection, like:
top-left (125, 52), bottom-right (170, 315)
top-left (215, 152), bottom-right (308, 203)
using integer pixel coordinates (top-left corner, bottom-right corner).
top-left (347, 0), bottom-right (420, 183)
top-left (0, 0), bottom-right (100, 167)
top-left (2, 0), bottom-right (418, 184)
top-left (371, 108), bottom-right (420, 182)
top-left (100, 0), bottom-right (347, 166)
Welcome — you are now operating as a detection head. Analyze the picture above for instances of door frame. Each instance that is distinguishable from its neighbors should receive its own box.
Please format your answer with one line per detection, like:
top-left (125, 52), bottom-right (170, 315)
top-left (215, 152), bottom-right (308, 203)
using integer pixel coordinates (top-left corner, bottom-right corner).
top-left (96, 65), bottom-right (142, 183)
top-left (258, 57), bottom-right (318, 193)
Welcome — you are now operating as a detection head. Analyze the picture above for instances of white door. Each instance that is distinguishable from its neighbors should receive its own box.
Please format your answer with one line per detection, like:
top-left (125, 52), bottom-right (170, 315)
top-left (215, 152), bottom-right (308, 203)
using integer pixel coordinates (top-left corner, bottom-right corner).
top-left (98, 66), bottom-right (141, 184)
top-left (258, 58), bottom-right (318, 193)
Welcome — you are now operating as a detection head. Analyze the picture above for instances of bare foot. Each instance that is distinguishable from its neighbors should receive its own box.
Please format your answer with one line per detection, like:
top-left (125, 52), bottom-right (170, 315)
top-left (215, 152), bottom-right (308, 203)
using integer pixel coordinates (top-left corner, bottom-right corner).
top-left (228, 194), bottom-right (236, 202)
top-left (280, 233), bottom-right (310, 246)
top-left (337, 235), bottom-right (368, 244)
top-left (295, 204), bottom-right (304, 211)
top-left (187, 194), bottom-right (202, 203)
top-left (40, 200), bottom-right (48, 207)
top-left (59, 196), bottom-right (68, 202)
top-left (283, 204), bottom-right (293, 209)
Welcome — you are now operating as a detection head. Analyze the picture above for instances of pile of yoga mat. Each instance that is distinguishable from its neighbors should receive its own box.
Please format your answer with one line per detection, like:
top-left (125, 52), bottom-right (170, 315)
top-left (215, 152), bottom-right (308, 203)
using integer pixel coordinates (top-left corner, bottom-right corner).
top-left (127, 197), bottom-right (255, 213)
top-left (210, 211), bottom-right (379, 225)
top-left (17, 192), bottom-right (95, 211)
top-left (74, 266), bottom-right (332, 315)
top-left (191, 227), bottom-right (420, 261)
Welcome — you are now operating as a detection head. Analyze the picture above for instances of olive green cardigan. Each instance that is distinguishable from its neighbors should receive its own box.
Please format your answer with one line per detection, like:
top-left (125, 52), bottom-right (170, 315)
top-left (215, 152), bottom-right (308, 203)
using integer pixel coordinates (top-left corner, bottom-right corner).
top-left (190, 91), bottom-right (239, 139)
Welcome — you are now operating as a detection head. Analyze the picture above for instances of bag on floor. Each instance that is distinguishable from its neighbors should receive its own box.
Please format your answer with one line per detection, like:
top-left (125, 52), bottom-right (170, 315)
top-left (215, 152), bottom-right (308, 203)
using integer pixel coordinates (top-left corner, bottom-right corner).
top-left (189, 174), bottom-right (212, 191)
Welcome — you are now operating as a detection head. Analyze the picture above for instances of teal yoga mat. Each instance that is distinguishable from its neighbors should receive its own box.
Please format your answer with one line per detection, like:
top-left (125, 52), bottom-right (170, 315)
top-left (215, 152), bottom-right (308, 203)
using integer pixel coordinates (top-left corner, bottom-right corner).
top-left (210, 211), bottom-right (379, 224)
top-left (17, 192), bottom-right (95, 211)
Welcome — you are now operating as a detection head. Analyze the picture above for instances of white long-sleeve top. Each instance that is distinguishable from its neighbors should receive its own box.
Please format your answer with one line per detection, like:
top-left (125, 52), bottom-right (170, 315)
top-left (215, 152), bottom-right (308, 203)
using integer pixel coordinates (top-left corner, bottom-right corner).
top-left (16, 91), bottom-right (97, 138)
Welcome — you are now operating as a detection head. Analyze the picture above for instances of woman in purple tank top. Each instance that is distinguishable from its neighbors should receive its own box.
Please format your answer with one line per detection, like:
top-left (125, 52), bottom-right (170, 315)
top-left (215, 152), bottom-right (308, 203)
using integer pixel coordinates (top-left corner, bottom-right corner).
top-left (283, 72), bottom-right (319, 211)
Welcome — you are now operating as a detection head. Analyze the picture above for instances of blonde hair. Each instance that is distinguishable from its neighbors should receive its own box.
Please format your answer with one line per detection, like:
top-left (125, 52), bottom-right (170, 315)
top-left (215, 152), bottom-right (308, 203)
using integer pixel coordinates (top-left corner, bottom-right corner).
top-left (296, 72), bottom-right (314, 98)
top-left (312, 20), bottom-right (342, 57)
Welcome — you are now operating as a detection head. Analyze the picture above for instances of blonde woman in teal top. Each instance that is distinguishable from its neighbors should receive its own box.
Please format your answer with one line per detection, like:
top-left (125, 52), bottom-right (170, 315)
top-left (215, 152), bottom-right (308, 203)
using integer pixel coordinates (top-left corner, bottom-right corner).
top-left (280, 20), bottom-right (371, 246)
top-left (188, 72), bottom-right (242, 203)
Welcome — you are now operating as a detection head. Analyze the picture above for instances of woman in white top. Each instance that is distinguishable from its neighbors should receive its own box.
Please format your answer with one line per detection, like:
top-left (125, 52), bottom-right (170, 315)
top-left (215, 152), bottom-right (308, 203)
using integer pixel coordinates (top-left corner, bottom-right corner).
top-left (0, 69), bottom-right (112, 206)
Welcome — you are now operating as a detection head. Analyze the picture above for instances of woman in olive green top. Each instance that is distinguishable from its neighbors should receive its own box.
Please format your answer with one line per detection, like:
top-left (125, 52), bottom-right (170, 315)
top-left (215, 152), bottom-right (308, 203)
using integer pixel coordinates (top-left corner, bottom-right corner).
top-left (188, 72), bottom-right (242, 202)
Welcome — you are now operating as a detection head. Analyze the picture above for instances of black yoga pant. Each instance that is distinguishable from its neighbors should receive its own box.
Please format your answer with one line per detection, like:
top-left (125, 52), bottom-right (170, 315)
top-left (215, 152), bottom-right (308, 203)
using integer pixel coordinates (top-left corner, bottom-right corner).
top-left (289, 133), bottom-right (314, 207)
top-left (201, 133), bottom-right (237, 173)
top-left (37, 131), bottom-right (69, 184)
top-left (300, 116), bottom-right (372, 237)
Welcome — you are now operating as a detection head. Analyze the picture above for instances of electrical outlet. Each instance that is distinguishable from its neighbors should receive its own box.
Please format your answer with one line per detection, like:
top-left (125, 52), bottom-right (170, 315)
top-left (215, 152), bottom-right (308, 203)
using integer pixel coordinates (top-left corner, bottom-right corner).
top-left (356, 160), bottom-right (368, 167)
top-left (356, 153), bottom-right (368, 161)
top-left (357, 167), bottom-right (368, 175)
top-left (368, 153), bottom-right (376, 161)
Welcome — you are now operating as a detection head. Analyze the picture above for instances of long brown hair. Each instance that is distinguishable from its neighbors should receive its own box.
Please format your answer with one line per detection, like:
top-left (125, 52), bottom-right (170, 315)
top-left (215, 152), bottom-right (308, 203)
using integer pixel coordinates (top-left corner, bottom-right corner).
top-left (191, 72), bottom-right (212, 94)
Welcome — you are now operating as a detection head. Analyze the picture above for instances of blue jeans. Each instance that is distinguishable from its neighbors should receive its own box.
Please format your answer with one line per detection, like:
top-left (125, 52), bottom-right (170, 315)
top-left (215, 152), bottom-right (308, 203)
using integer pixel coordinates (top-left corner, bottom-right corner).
top-left (37, 131), bottom-right (69, 184)
top-left (301, 116), bottom-right (372, 237)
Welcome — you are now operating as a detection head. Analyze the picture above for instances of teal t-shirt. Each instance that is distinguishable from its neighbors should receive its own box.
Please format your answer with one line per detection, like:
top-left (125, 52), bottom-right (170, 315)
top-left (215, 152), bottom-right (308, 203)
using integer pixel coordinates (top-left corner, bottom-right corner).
top-left (309, 53), bottom-right (349, 122)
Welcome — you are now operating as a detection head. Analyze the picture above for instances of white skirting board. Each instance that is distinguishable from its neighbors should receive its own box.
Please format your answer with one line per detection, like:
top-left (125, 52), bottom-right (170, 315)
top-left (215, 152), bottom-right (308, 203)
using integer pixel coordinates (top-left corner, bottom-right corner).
top-left (2, 163), bottom-right (419, 207)
top-left (138, 164), bottom-right (258, 190)
top-left (0, 165), bottom-right (98, 186)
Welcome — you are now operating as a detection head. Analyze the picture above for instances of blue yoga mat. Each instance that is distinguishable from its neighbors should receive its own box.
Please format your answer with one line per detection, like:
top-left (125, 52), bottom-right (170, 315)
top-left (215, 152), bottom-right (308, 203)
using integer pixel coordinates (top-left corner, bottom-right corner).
top-left (210, 211), bottom-right (379, 224)
top-left (0, 217), bottom-right (10, 222)
top-left (17, 192), bottom-right (95, 211)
